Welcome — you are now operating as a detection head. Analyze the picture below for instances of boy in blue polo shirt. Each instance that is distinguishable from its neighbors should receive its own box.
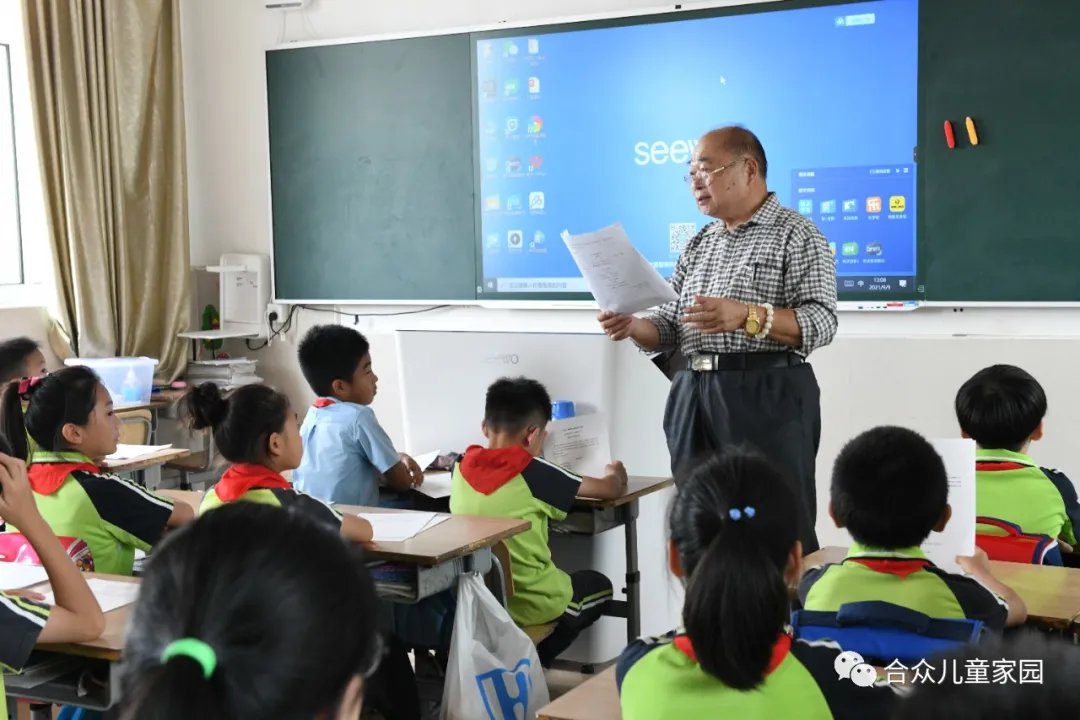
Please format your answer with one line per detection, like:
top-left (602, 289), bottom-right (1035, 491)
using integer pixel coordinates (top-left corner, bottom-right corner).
top-left (293, 325), bottom-right (423, 506)
top-left (799, 426), bottom-right (1026, 630)
top-left (955, 364), bottom-right (1080, 548)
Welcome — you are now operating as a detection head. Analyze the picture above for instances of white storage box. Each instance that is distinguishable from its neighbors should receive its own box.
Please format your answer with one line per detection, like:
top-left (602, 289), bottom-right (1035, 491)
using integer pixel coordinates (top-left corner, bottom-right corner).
top-left (63, 357), bottom-right (159, 406)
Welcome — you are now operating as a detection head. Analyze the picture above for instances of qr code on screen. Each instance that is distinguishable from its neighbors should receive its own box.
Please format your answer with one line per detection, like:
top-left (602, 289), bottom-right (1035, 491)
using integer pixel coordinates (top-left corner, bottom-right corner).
top-left (669, 223), bottom-right (697, 253)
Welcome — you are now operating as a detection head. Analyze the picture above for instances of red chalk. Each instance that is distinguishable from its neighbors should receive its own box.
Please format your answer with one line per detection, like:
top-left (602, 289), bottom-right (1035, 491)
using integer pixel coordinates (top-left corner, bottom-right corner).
top-left (944, 120), bottom-right (956, 149)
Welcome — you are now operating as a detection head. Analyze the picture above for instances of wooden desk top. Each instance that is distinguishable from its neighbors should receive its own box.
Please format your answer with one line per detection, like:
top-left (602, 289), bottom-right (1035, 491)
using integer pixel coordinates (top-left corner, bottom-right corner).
top-left (538, 667), bottom-right (620, 720)
top-left (804, 546), bottom-right (1080, 629)
top-left (102, 447), bottom-right (191, 473)
top-left (31, 573), bottom-right (139, 661)
top-left (575, 476), bottom-right (672, 509)
top-left (114, 388), bottom-right (185, 413)
top-left (158, 490), bottom-right (530, 567)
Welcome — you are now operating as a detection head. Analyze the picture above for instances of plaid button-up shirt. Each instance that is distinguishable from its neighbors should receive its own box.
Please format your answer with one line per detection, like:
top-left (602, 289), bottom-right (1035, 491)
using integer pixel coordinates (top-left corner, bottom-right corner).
top-left (648, 193), bottom-right (838, 357)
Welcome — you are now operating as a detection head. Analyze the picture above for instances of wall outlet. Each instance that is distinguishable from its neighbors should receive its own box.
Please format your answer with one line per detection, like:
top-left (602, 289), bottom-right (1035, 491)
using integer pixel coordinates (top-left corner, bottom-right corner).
top-left (266, 303), bottom-right (285, 331)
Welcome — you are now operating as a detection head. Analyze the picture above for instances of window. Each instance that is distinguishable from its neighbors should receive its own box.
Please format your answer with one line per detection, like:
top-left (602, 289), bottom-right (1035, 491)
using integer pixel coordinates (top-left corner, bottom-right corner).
top-left (0, 43), bottom-right (22, 285)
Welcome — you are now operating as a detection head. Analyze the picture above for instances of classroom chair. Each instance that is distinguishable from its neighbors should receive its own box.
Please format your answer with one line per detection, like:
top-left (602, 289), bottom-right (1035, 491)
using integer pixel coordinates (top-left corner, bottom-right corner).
top-left (487, 541), bottom-right (556, 645)
top-left (790, 601), bottom-right (984, 666)
top-left (975, 517), bottom-right (1064, 566)
top-left (116, 409), bottom-right (153, 445)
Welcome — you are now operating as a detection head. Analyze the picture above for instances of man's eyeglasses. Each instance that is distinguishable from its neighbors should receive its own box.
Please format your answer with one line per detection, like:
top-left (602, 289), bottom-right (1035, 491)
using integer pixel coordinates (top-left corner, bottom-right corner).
top-left (683, 157), bottom-right (746, 186)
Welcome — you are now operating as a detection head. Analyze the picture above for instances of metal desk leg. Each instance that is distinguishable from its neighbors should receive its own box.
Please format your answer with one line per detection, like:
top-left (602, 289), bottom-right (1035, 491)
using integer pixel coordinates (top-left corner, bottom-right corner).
top-left (623, 500), bottom-right (641, 643)
top-left (489, 552), bottom-right (509, 610)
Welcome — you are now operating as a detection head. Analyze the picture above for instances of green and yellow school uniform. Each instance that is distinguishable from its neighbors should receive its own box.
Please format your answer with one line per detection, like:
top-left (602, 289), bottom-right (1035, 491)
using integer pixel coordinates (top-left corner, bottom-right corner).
top-left (975, 448), bottom-right (1080, 544)
top-left (798, 543), bottom-right (1009, 629)
top-left (200, 463), bottom-right (343, 530)
top-left (450, 445), bottom-right (583, 627)
top-left (617, 631), bottom-right (898, 720)
top-left (9, 451), bottom-right (175, 576)
top-left (0, 591), bottom-right (50, 698)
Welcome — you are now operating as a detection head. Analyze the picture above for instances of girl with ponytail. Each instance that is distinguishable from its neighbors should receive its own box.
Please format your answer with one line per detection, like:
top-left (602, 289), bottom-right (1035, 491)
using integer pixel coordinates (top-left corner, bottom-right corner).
top-left (0, 367), bottom-right (194, 575)
top-left (118, 502), bottom-right (382, 720)
top-left (184, 383), bottom-right (424, 719)
top-left (616, 450), bottom-right (898, 719)
top-left (185, 382), bottom-right (373, 543)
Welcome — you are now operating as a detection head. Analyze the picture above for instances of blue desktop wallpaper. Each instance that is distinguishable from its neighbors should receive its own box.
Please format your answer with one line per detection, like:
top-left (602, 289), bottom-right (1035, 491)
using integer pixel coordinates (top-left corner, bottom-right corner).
top-left (474, 0), bottom-right (919, 296)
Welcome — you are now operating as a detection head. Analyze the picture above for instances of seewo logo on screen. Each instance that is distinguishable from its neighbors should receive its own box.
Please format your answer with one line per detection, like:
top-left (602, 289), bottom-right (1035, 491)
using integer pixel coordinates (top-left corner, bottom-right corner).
top-left (634, 139), bottom-right (698, 165)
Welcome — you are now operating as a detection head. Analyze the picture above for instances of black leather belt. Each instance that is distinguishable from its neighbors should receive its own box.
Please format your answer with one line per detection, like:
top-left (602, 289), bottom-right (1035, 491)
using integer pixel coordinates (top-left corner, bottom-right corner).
top-left (689, 352), bottom-right (804, 372)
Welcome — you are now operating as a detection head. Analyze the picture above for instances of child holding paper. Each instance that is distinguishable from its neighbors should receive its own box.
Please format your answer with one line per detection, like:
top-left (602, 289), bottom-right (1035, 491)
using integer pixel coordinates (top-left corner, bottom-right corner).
top-left (798, 426), bottom-right (1026, 629)
top-left (450, 376), bottom-right (628, 666)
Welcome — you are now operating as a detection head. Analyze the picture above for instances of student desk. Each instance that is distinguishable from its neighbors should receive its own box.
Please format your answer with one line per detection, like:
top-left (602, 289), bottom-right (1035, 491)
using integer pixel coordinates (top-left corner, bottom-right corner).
top-left (6, 574), bottom-right (138, 713)
top-left (537, 667), bottom-right (620, 720)
top-left (555, 477), bottom-right (672, 644)
top-left (101, 447), bottom-right (191, 474)
top-left (158, 490), bottom-right (530, 603)
top-left (804, 546), bottom-right (1080, 632)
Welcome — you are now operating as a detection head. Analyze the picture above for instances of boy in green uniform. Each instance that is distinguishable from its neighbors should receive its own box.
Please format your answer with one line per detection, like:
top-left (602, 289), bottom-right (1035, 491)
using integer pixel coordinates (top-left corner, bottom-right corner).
top-left (956, 364), bottom-right (1080, 548)
top-left (800, 426), bottom-right (1026, 630)
top-left (450, 377), bottom-right (627, 666)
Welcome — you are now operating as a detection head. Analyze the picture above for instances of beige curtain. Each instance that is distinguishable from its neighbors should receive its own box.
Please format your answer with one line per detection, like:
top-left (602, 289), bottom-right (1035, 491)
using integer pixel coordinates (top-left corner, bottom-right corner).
top-left (22, 0), bottom-right (190, 380)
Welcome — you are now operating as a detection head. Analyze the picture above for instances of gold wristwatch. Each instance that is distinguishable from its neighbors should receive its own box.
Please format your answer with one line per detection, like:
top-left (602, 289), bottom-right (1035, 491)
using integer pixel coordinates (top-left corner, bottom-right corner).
top-left (744, 305), bottom-right (763, 337)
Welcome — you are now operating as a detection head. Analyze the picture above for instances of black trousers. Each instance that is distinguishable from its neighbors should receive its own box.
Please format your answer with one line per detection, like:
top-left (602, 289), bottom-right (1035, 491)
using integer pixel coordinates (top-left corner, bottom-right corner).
top-left (536, 570), bottom-right (613, 666)
top-left (663, 362), bottom-right (822, 554)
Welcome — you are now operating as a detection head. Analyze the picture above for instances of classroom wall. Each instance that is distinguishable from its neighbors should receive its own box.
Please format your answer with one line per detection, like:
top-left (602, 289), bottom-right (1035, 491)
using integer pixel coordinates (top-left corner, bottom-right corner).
top-left (179, 0), bottom-right (1080, 639)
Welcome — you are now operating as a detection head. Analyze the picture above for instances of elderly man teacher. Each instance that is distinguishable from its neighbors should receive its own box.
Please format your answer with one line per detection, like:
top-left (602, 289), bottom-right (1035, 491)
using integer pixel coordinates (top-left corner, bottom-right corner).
top-left (599, 127), bottom-right (837, 553)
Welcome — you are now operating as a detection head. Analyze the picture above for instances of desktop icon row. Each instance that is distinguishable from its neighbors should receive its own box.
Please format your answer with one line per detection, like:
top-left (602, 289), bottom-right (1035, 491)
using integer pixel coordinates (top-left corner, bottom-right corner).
top-left (798, 196), bottom-right (905, 215)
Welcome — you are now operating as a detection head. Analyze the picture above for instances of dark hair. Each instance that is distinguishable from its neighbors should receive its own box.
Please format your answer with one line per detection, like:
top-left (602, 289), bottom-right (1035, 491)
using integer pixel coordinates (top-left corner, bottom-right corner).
top-left (0, 432), bottom-right (11, 456)
top-left (670, 450), bottom-right (798, 689)
top-left (297, 325), bottom-right (371, 398)
top-left (0, 337), bottom-right (40, 384)
top-left (955, 365), bottom-right (1046, 452)
top-left (0, 366), bottom-right (101, 461)
top-left (484, 377), bottom-right (552, 433)
top-left (832, 426), bottom-right (948, 549)
top-left (118, 502), bottom-right (381, 720)
top-left (184, 384), bottom-right (290, 465)
top-left (716, 126), bottom-right (768, 181)
top-left (892, 632), bottom-right (1080, 719)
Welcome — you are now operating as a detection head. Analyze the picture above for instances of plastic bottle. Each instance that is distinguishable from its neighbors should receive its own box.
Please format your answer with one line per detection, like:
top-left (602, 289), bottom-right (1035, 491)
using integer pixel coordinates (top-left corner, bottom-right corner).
top-left (121, 367), bottom-right (141, 403)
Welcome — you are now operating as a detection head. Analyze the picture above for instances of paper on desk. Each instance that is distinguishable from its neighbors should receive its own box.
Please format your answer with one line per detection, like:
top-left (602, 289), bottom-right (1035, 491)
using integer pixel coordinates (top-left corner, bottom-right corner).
top-left (411, 451), bottom-right (442, 472)
top-left (542, 414), bottom-right (612, 479)
top-left (415, 471), bottom-right (453, 499)
top-left (355, 512), bottom-right (448, 542)
top-left (0, 564), bottom-right (48, 591)
top-left (43, 578), bottom-right (140, 614)
top-left (561, 223), bottom-right (678, 314)
top-left (921, 439), bottom-right (976, 574)
top-left (106, 444), bottom-right (172, 461)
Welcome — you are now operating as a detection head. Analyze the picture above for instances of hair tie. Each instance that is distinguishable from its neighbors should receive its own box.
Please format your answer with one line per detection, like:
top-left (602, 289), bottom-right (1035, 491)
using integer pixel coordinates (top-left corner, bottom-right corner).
top-left (728, 506), bottom-right (756, 521)
top-left (160, 638), bottom-right (217, 679)
top-left (17, 376), bottom-right (41, 399)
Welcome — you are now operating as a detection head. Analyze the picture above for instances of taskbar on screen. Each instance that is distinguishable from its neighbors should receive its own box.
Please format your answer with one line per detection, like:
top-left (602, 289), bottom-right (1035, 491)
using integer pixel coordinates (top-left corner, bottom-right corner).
top-left (480, 276), bottom-right (923, 302)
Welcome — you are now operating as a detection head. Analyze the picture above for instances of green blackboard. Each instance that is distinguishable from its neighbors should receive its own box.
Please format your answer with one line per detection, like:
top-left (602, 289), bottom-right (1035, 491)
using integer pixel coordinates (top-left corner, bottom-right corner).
top-left (919, 0), bottom-right (1080, 302)
top-left (266, 34), bottom-right (477, 302)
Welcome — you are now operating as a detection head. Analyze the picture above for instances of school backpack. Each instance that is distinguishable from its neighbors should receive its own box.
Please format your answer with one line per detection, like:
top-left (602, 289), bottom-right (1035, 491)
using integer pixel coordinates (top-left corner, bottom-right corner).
top-left (0, 533), bottom-right (95, 572)
top-left (975, 516), bottom-right (1063, 566)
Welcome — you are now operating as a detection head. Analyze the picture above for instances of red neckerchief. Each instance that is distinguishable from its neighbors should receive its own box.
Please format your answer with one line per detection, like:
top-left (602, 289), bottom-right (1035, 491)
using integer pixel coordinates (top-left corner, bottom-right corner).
top-left (215, 463), bottom-right (292, 502)
top-left (27, 462), bottom-right (99, 495)
top-left (673, 633), bottom-right (792, 676)
top-left (458, 445), bottom-right (534, 495)
top-left (847, 557), bottom-right (933, 579)
top-left (976, 461), bottom-right (1028, 472)
top-left (313, 398), bottom-right (336, 409)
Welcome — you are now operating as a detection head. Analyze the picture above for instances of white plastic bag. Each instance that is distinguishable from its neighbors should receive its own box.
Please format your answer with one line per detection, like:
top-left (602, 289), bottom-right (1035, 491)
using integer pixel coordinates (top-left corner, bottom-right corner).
top-left (441, 573), bottom-right (550, 720)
